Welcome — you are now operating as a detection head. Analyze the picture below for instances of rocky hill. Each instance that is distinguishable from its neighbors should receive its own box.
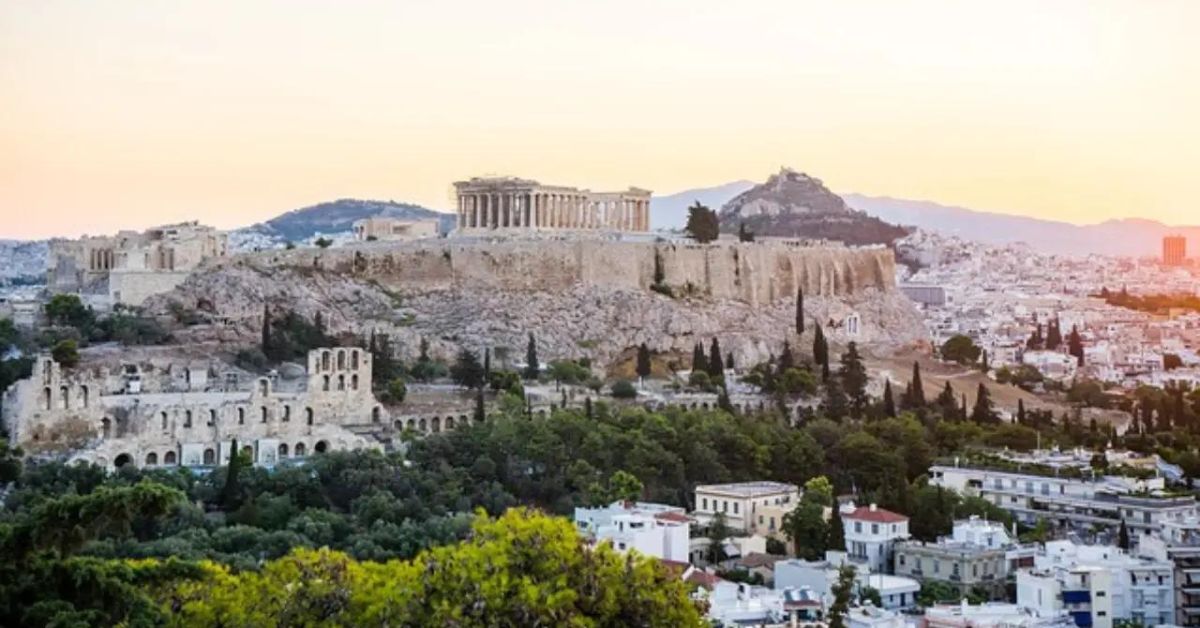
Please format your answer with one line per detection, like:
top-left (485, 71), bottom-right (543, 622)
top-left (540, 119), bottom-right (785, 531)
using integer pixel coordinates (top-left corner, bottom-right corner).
top-left (0, 239), bottom-right (48, 284)
top-left (719, 168), bottom-right (909, 246)
top-left (242, 199), bottom-right (454, 244)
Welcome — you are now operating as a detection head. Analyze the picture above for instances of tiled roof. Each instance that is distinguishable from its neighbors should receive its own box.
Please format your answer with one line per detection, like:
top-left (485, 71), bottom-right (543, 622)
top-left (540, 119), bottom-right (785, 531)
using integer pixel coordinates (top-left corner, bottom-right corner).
top-left (843, 506), bottom-right (908, 523)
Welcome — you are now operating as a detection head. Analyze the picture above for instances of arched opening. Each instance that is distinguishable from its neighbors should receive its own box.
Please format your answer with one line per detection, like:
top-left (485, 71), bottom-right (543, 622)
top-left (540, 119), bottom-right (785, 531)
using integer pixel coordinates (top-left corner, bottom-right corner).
top-left (351, 350), bottom-right (360, 369)
top-left (337, 374), bottom-right (345, 391)
top-left (114, 453), bottom-right (132, 468)
top-left (322, 375), bottom-right (331, 391)
top-left (100, 418), bottom-right (111, 439)
top-left (372, 406), bottom-right (381, 423)
top-left (208, 409), bottom-right (217, 426)
top-left (351, 374), bottom-right (359, 390)
top-left (164, 451), bottom-right (177, 465)
top-left (278, 443), bottom-right (289, 458)
top-left (445, 416), bottom-right (455, 429)
top-left (418, 418), bottom-right (427, 432)
top-left (80, 385), bottom-right (89, 408)
top-left (283, 405), bottom-right (291, 422)
top-left (203, 448), bottom-right (216, 465)
top-left (261, 406), bottom-right (269, 423)
top-left (431, 416), bottom-right (441, 433)
top-left (406, 419), bottom-right (415, 430)
top-left (145, 452), bottom-right (158, 466)
top-left (259, 379), bottom-right (269, 396)
top-left (321, 351), bottom-right (331, 371)
top-left (184, 410), bottom-right (193, 428)
top-left (337, 350), bottom-right (346, 370)
top-left (237, 408), bottom-right (245, 425)
top-left (43, 387), bottom-right (51, 411)
top-left (161, 411), bottom-right (169, 430)
top-left (295, 442), bottom-right (307, 457)
top-left (314, 440), bottom-right (329, 454)
top-left (241, 445), bottom-right (253, 458)
top-left (59, 386), bottom-right (69, 410)
top-left (306, 407), bottom-right (314, 425)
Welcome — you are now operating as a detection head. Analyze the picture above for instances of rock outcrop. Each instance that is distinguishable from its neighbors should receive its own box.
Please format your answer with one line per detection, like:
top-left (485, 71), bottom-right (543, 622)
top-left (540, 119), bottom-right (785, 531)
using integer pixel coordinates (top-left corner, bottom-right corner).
top-left (720, 168), bottom-right (909, 246)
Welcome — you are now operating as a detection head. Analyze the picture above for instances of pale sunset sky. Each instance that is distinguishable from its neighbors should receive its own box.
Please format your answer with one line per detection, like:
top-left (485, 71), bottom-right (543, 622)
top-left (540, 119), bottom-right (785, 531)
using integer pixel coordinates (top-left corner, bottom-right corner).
top-left (1, 0), bottom-right (1197, 239)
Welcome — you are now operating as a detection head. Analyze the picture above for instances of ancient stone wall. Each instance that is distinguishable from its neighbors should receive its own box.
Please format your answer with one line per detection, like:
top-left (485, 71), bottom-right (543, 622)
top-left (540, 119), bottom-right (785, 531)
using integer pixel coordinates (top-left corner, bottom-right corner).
top-left (239, 239), bottom-right (895, 305)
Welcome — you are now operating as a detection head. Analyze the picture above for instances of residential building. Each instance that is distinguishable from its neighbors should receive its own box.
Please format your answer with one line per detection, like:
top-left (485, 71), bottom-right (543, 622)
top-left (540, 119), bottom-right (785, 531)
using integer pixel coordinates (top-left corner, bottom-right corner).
top-left (924, 602), bottom-right (1074, 628)
top-left (1164, 235), bottom-right (1187, 266)
top-left (930, 463), bottom-right (1198, 535)
top-left (1016, 541), bottom-right (1175, 628)
top-left (1139, 517), bottom-right (1200, 626)
top-left (573, 500), bottom-right (689, 562)
top-left (894, 516), bottom-right (1014, 598)
top-left (842, 504), bottom-right (910, 574)
top-left (774, 553), bottom-right (921, 611)
top-left (693, 481), bottom-right (800, 535)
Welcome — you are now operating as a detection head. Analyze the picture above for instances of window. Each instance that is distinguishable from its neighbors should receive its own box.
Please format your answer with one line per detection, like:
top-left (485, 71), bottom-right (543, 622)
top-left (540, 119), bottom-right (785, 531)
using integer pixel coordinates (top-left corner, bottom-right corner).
top-left (161, 412), bottom-right (169, 430)
top-left (702, 498), bottom-right (707, 510)
top-left (261, 407), bottom-right (269, 423)
top-left (237, 408), bottom-right (245, 425)
top-left (855, 522), bottom-right (862, 533)
top-left (733, 502), bottom-right (738, 515)
top-left (208, 409), bottom-right (217, 426)
top-left (871, 524), bottom-right (879, 534)
top-left (184, 410), bottom-right (192, 428)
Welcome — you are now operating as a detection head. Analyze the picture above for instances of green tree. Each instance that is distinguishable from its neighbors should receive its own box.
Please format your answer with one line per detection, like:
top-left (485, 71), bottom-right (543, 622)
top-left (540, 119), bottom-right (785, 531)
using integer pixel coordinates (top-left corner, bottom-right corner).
top-left (783, 501), bottom-right (828, 559)
top-left (708, 338), bottom-right (724, 378)
top-left (385, 378), bottom-right (407, 404)
top-left (611, 380), bottom-right (638, 399)
top-left (45, 294), bottom-right (93, 329)
top-left (813, 325), bottom-right (830, 381)
top-left (883, 380), bottom-right (897, 418)
top-left (473, 388), bottom-right (486, 423)
top-left (692, 342), bottom-right (708, 374)
top-left (908, 362), bottom-right (926, 408)
top-left (828, 565), bottom-right (857, 628)
top-left (685, 202), bottom-right (720, 243)
top-left (737, 222), bottom-right (755, 242)
top-left (450, 348), bottom-right (485, 389)
top-left (971, 383), bottom-right (997, 423)
top-left (523, 333), bottom-right (540, 379)
top-left (796, 288), bottom-right (805, 336)
top-left (636, 343), bottom-right (652, 381)
top-left (706, 512), bottom-right (732, 564)
top-left (314, 237), bottom-right (333, 249)
top-left (51, 339), bottom-right (80, 368)
top-left (941, 335), bottom-right (982, 365)
top-left (1118, 519), bottom-right (1130, 550)
top-left (827, 506), bottom-right (846, 551)
top-left (803, 476), bottom-right (835, 507)
top-left (607, 470), bottom-right (644, 503)
top-left (839, 343), bottom-right (868, 418)
top-left (220, 439), bottom-right (247, 511)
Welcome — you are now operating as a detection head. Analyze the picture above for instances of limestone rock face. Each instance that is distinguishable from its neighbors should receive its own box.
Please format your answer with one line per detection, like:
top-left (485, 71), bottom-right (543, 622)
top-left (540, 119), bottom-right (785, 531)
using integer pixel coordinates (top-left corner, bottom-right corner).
top-left (145, 240), bottom-right (929, 370)
top-left (719, 168), bottom-right (909, 246)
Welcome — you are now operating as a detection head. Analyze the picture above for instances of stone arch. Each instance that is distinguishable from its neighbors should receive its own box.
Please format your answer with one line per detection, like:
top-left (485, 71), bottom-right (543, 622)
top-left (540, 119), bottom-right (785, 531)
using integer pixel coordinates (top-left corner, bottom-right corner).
top-left (114, 453), bottom-right (132, 468)
top-left (351, 374), bottom-right (359, 390)
top-left (161, 411), bottom-right (169, 430)
top-left (209, 409), bottom-right (217, 426)
top-left (145, 452), bottom-right (158, 466)
top-left (278, 443), bottom-right (289, 458)
top-left (321, 351), bottom-right (331, 371)
top-left (418, 418), bottom-right (427, 432)
top-left (59, 385), bottom-right (70, 410)
top-left (295, 442), bottom-right (307, 457)
top-left (237, 408), bottom-right (245, 424)
top-left (261, 406), bottom-right (269, 423)
top-left (203, 448), bottom-right (216, 465)
top-left (351, 350), bottom-right (360, 369)
top-left (306, 407), bottom-right (314, 425)
top-left (406, 418), bottom-right (415, 430)
top-left (43, 387), bottom-right (51, 411)
top-left (322, 375), bottom-right (331, 391)
top-left (100, 417), bottom-right (111, 439)
top-left (459, 414), bottom-right (467, 424)
top-left (445, 416), bottom-right (455, 429)
top-left (337, 374), bottom-right (345, 391)
top-left (241, 445), bottom-right (253, 458)
top-left (283, 405), bottom-right (291, 422)
top-left (372, 406), bottom-right (381, 423)
top-left (259, 379), bottom-right (269, 396)
top-left (164, 450), bottom-right (177, 465)
top-left (184, 410), bottom-right (193, 428)
top-left (337, 350), bottom-right (347, 370)
top-left (431, 416), bottom-right (441, 433)
top-left (314, 440), bottom-right (329, 454)
top-left (80, 385), bottom-right (89, 408)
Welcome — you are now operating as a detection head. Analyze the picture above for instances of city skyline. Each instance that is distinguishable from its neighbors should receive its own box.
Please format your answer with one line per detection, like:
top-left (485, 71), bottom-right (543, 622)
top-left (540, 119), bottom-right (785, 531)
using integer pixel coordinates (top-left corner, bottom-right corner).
top-left (3, 0), bottom-right (1199, 239)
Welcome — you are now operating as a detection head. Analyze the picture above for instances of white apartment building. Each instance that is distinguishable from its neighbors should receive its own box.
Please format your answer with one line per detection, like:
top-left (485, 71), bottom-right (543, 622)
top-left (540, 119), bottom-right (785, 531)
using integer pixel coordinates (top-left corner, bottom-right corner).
top-left (925, 602), bottom-right (1074, 628)
top-left (930, 464), bottom-right (1197, 535)
top-left (1016, 541), bottom-right (1175, 628)
top-left (842, 504), bottom-right (910, 574)
top-left (774, 554), bottom-right (921, 611)
top-left (693, 481), bottom-right (800, 535)
top-left (1139, 517), bottom-right (1200, 627)
top-left (573, 500), bottom-right (690, 562)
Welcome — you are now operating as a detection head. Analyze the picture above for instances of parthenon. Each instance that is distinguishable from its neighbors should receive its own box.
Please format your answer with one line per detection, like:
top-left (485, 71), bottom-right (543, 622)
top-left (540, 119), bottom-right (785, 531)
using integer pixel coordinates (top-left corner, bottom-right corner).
top-left (453, 177), bottom-right (651, 232)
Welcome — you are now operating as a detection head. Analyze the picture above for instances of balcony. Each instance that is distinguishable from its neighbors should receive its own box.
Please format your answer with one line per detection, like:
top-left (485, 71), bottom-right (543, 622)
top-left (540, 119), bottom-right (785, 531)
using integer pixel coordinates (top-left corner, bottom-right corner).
top-left (1063, 590), bottom-right (1091, 604)
top-left (1070, 611), bottom-right (1093, 627)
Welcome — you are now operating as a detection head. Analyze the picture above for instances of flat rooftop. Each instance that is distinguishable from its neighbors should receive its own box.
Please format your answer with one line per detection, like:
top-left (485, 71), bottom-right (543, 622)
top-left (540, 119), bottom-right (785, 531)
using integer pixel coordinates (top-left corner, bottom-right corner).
top-left (696, 481), bottom-right (798, 497)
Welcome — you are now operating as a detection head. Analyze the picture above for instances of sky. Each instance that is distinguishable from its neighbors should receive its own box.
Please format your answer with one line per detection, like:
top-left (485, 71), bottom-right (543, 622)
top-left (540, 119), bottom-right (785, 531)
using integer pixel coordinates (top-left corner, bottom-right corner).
top-left (2, 0), bottom-right (1198, 239)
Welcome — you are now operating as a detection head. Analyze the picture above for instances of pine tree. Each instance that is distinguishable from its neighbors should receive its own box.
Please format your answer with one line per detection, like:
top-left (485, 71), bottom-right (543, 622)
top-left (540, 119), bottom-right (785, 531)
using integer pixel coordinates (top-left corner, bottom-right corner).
top-left (692, 342), bottom-right (708, 374)
top-left (971, 383), bottom-right (996, 423)
top-left (909, 362), bottom-right (926, 408)
top-left (708, 338), bottom-right (724, 378)
top-left (524, 333), bottom-right (540, 379)
top-left (636, 343), bottom-right (652, 381)
top-left (796, 288), bottom-right (805, 336)
top-left (314, 311), bottom-right (326, 340)
top-left (451, 348), bottom-right (485, 389)
top-left (883, 380), bottom-right (897, 418)
top-left (960, 393), bottom-right (969, 422)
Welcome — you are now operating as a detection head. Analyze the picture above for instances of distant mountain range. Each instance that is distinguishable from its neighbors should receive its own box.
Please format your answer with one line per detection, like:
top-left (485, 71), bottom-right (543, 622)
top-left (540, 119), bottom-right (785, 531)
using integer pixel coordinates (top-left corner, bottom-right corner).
top-left (243, 198), bottom-right (454, 243)
top-left (648, 181), bottom-right (1194, 257)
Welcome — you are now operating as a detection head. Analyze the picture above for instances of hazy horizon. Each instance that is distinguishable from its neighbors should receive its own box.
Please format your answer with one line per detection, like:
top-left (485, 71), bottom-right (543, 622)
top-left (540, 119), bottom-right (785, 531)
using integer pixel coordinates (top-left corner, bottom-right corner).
top-left (3, 0), bottom-right (1198, 239)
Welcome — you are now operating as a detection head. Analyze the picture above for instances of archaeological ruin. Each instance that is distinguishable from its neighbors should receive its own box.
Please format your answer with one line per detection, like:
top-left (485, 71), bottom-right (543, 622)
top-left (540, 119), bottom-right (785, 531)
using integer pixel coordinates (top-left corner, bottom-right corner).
top-left (453, 176), bottom-right (651, 231)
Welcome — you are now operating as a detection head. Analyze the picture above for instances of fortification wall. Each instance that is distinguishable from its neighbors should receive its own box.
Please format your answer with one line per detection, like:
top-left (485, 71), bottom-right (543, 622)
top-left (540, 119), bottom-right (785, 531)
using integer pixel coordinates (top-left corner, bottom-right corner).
top-left (241, 239), bottom-right (895, 305)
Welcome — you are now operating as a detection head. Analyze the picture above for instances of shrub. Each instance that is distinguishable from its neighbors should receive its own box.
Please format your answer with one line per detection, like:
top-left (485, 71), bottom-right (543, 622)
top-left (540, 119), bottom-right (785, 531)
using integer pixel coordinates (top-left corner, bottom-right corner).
top-left (610, 380), bottom-right (637, 399)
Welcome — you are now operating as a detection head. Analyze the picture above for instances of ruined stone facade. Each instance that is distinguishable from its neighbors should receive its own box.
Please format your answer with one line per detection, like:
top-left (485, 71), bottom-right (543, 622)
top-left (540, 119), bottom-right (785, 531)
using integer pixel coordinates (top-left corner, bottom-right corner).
top-left (453, 177), bottom-right (651, 231)
top-left (47, 221), bottom-right (228, 309)
top-left (352, 217), bottom-right (439, 242)
top-left (1, 347), bottom-right (397, 470)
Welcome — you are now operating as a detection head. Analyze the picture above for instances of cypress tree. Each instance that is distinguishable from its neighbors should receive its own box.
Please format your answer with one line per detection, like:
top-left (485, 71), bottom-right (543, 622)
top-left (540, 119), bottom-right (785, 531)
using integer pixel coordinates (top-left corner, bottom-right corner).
top-left (585, 396), bottom-right (594, 420)
top-left (636, 343), bottom-right (652, 381)
top-left (260, 305), bottom-right (272, 356)
top-left (718, 388), bottom-right (735, 415)
top-left (483, 347), bottom-right (491, 379)
top-left (221, 438), bottom-right (245, 511)
top-left (910, 362), bottom-right (926, 408)
top-left (1118, 519), bottom-right (1130, 549)
top-left (524, 333), bottom-right (540, 379)
top-left (796, 288), bottom-right (805, 336)
top-left (883, 380), bottom-right (896, 418)
top-left (726, 352), bottom-right (735, 372)
top-left (708, 338), bottom-right (724, 378)
top-left (971, 383), bottom-right (995, 423)
top-left (813, 325), bottom-right (829, 379)
top-left (1018, 398), bottom-right (1027, 424)
top-left (827, 508), bottom-right (846, 551)
top-left (960, 393), bottom-right (969, 421)
top-left (692, 342), bottom-right (708, 374)
top-left (980, 350), bottom-right (989, 372)
top-left (779, 340), bottom-right (795, 372)
top-left (473, 388), bottom-right (486, 423)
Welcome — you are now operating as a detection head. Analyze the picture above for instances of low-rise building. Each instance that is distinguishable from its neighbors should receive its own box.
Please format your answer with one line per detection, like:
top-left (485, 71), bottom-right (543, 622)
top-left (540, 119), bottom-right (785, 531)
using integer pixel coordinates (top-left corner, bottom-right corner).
top-left (573, 500), bottom-right (689, 562)
top-left (924, 601), bottom-right (1074, 628)
top-left (894, 516), bottom-right (1013, 598)
top-left (842, 504), bottom-right (910, 574)
top-left (693, 481), bottom-right (800, 535)
top-left (351, 217), bottom-right (439, 242)
top-left (774, 553), bottom-right (921, 611)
